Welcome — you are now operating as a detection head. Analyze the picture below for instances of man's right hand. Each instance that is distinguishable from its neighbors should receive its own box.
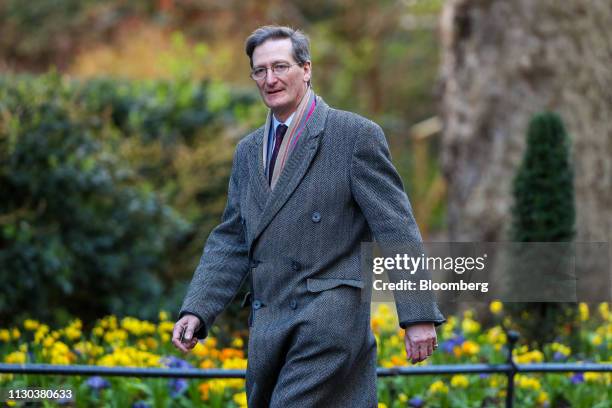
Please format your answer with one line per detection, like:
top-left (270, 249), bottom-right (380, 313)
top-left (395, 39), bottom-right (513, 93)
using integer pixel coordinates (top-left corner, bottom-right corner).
top-left (172, 314), bottom-right (201, 353)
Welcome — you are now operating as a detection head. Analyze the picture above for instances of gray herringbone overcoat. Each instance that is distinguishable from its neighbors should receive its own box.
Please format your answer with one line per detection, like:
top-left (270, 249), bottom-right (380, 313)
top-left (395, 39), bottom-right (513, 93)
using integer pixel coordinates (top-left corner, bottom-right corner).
top-left (180, 96), bottom-right (445, 407)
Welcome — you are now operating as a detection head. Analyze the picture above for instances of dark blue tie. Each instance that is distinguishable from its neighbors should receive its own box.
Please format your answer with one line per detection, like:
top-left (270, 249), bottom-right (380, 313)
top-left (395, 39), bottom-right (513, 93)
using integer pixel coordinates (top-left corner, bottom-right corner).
top-left (269, 124), bottom-right (288, 184)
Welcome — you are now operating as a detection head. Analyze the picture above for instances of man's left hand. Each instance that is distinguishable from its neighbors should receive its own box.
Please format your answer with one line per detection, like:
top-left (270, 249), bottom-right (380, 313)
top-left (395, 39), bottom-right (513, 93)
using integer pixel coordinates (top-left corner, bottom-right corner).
top-left (404, 323), bottom-right (438, 364)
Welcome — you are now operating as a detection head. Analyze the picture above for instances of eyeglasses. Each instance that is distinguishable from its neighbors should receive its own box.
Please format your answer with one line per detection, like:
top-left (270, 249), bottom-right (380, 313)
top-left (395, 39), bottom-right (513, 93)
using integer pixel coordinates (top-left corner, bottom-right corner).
top-left (250, 63), bottom-right (301, 81)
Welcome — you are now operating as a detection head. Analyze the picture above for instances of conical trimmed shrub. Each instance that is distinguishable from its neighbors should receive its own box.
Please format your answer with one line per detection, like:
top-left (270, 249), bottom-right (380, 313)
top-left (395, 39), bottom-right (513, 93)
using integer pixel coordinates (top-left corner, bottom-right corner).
top-left (511, 112), bottom-right (575, 242)
top-left (507, 112), bottom-right (576, 344)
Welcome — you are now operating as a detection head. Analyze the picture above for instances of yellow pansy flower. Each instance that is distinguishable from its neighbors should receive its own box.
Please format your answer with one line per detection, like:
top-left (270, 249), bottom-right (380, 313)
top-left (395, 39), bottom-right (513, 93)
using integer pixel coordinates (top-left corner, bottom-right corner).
top-left (43, 336), bottom-right (55, 348)
top-left (64, 326), bottom-right (81, 341)
top-left (442, 316), bottom-right (457, 338)
top-left (104, 329), bottom-right (128, 344)
top-left (23, 319), bottom-right (40, 331)
top-left (515, 375), bottom-right (541, 390)
top-left (231, 337), bottom-right (244, 349)
top-left (192, 342), bottom-right (209, 358)
top-left (1, 373), bottom-right (14, 382)
top-left (579, 303), bottom-right (589, 321)
top-left (97, 346), bottom-right (160, 367)
top-left (11, 328), bottom-right (20, 340)
top-left (591, 334), bottom-right (603, 346)
top-left (43, 341), bottom-right (76, 365)
top-left (429, 380), bottom-right (449, 394)
top-left (462, 340), bottom-right (480, 356)
top-left (200, 359), bottom-right (215, 369)
top-left (489, 376), bottom-right (501, 388)
top-left (490, 301), bottom-right (503, 315)
top-left (551, 343), bottom-right (571, 357)
top-left (74, 341), bottom-right (104, 358)
top-left (371, 316), bottom-right (383, 333)
top-left (584, 372), bottom-right (602, 382)
top-left (515, 350), bottom-right (544, 364)
top-left (462, 318), bottom-right (481, 334)
top-left (145, 337), bottom-right (158, 349)
top-left (222, 357), bottom-right (248, 370)
top-left (487, 326), bottom-right (507, 345)
top-left (208, 379), bottom-right (227, 393)
top-left (537, 391), bottom-right (549, 406)
top-left (5, 351), bottom-right (27, 364)
top-left (233, 391), bottom-right (247, 407)
top-left (198, 382), bottom-right (210, 401)
top-left (451, 375), bottom-right (469, 388)
top-left (121, 317), bottom-right (156, 337)
top-left (158, 321), bottom-right (175, 334)
top-left (597, 302), bottom-right (609, 320)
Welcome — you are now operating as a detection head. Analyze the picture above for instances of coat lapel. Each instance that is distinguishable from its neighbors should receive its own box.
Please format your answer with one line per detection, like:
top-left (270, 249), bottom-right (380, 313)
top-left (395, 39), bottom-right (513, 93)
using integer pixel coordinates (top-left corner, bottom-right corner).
top-left (247, 126), bottom-right (270, 211)
top-left (250, 97), bottom-right (329, 249)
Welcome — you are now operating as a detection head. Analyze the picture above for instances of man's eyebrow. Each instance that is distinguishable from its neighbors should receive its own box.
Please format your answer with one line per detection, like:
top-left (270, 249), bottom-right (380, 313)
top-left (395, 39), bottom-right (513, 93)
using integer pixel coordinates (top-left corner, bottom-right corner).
top-left (253, 60), bottom-right (292, 68)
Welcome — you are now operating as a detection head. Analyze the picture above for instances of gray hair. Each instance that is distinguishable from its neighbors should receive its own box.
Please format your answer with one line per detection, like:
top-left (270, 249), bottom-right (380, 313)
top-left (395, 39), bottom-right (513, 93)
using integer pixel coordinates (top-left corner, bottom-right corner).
top-left (245, 25), bottom-right (311, 69)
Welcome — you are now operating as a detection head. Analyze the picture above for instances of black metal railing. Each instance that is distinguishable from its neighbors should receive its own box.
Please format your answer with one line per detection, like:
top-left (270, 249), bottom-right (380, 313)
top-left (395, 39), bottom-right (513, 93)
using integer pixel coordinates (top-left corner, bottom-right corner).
top-left (1, 331), bottom-right (611, 407)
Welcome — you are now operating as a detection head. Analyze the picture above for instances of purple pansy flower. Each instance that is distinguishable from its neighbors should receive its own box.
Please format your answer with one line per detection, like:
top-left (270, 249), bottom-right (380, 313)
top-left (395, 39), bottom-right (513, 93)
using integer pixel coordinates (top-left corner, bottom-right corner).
top-left (441, 340), bottom-right (455, 354)
top-left (86, 376), bottom-right (110, 390)
top-left (161, 356), bottom-right (193, 369)
top-left (161, 356), bottom-right (192, 398)
top-left (409, 396), bottom-right (425, 407)
top-left (570, 373), bottom-right (584, 384)
top-left (169, 378), bottom-right (188, 397)
top-left (441, 333), bottom-right (465, 354)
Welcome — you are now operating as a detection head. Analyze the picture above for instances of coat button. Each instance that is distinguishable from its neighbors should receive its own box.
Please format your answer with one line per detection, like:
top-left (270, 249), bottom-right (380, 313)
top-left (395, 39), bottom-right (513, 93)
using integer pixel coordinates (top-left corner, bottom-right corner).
top-left (291, 261), bottom-right (301, 271)
top-left (290, 299), bottom-right (297, 310)
top-left (311, 212), bottom-right (321, 223)
top-left (252, 300), bottom-right (262, 310)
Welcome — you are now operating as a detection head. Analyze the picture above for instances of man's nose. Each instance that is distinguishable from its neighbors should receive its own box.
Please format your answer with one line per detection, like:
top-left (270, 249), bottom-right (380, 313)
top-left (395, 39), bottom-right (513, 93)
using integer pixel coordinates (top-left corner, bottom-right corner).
top-left (265, 71), bottom-right (279, 86)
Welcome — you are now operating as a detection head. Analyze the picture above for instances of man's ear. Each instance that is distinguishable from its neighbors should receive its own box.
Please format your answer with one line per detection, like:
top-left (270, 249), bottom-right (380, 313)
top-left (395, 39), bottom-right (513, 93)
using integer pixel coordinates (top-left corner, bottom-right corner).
top-left (302, 60), bottom-right (312, 83)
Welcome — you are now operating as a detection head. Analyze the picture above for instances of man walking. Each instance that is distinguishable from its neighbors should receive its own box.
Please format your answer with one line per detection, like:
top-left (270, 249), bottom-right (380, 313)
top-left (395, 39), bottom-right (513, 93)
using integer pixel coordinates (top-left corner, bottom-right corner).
top-left (173, 25), bottom-right (445, 407)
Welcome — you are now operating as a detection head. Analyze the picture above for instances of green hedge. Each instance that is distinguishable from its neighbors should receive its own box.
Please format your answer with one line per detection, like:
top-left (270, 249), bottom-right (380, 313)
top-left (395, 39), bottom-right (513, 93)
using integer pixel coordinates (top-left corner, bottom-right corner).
top-left (0, 73), bottom-right (262, 325)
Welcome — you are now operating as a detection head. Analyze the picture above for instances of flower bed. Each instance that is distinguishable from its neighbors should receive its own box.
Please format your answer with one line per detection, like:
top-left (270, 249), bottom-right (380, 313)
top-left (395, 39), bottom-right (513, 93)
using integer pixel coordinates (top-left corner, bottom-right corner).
top-left (1, 303), bottom-right (610, 407)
